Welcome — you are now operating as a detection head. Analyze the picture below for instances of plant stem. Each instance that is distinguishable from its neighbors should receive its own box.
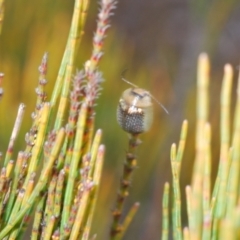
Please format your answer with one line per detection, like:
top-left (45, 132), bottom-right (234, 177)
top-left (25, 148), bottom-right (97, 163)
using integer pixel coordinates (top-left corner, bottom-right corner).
top-left (110, 133), bottom-right (141, 239)
top-left (4, 103), bottom-right (25, 166)
top-left (162, 183), bottom-right (170, 240)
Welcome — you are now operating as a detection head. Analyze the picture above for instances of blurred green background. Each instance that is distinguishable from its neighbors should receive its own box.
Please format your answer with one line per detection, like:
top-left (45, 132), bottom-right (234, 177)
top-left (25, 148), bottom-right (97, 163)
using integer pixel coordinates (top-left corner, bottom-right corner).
top-left (0, 0), bottom-right (240, 239)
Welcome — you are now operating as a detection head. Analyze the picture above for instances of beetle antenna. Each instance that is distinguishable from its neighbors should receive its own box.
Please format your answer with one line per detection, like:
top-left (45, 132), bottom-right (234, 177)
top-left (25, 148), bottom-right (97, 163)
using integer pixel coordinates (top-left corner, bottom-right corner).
top-left (121, 69), bottom-right (139, 89)
top-left (149, 93), bottom-right (169, 114)
top-left (121, 69), bottom-right (169, 114)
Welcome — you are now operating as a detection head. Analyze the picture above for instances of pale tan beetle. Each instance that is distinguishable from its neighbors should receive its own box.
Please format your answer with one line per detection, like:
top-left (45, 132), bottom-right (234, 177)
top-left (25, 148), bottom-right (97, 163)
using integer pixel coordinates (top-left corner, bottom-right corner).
top-left (117, 74), bottom-right (168, 134)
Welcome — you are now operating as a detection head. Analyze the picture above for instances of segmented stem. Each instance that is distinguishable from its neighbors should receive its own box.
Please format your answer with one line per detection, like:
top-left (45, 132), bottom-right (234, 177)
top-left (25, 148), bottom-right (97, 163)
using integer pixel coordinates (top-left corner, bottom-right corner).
top-left (111, 134), bottom-right (141, 239)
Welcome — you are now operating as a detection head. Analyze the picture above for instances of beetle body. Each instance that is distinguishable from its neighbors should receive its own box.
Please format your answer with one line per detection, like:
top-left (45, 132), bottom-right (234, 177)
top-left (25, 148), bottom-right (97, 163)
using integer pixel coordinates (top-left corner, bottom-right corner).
top-left (117, 88), bottom-right (153, 134)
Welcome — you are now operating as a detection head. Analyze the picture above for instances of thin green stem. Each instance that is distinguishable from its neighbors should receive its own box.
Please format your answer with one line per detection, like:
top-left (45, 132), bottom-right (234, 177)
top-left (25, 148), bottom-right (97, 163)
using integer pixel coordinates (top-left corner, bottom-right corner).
top-left (61, 103), bottom-right (87, 231)
top-left (50, 0), bottom-right (89, 108)
top-left (54, 0), bottom-right (89, 130)
top-left (0, 128), bottom-right (65, 239)
top-left (4, 104), bottom-right (25, 166)
top-left (162, 182), bottom-right (170, 240)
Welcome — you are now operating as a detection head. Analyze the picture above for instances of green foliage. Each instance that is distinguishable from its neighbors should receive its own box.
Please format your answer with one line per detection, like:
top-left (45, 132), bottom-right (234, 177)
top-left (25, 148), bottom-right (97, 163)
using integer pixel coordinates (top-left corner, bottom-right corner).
top-left (164, 54), bottom-right (240, 240)
top-left (0, 0), bottom-right (116, 239)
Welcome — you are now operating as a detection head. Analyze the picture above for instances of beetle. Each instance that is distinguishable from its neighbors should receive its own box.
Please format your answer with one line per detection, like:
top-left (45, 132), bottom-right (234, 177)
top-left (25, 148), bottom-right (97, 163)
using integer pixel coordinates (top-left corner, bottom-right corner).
top-left (117, 74), bottom-right (168, 134)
